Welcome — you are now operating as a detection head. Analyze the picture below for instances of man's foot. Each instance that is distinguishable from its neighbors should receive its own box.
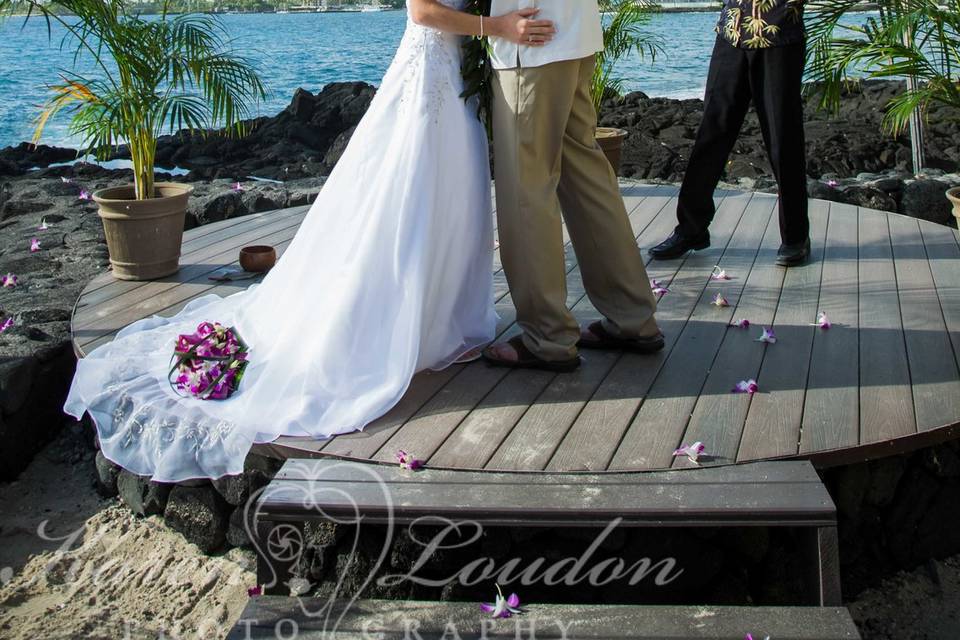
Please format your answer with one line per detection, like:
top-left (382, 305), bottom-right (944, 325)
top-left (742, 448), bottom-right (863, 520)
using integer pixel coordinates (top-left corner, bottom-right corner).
top-left (776, 238), bottom-right (811, 267)
top-left (648, 230), bottom-right (710, 259)
top-left (482, 335), bottom-right (582, 373)
top-left (577, 321), bottom-right (665, 354)
top-left (453, 346), bottom-right (485, 364)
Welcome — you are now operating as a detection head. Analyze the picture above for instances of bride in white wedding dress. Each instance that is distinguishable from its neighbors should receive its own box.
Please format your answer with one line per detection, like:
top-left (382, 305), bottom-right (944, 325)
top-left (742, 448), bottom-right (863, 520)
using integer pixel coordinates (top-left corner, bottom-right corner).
top-left (64, 0), bottom-right (557, 482)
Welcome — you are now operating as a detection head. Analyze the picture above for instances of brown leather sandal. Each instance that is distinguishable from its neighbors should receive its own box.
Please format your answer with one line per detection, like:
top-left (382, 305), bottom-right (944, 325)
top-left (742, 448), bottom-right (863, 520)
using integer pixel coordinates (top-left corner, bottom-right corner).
top-left (481, 335), bottom-right (582, 373)
top-left (577, 321), bottom-right (665, 354)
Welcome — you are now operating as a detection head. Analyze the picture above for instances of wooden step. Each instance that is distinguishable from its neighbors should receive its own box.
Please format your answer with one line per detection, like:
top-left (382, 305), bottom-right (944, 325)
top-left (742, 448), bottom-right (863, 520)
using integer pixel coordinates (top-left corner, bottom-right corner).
top-left (227, 597), bottom-right (862, 640)
top-left (251, 460), bottom-right (841, 606)
top-left (258, 459), bottom-right (836, 527)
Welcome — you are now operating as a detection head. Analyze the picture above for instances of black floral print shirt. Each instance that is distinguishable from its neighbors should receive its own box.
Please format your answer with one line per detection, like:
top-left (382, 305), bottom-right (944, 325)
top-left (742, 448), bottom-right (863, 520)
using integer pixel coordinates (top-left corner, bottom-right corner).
top-left (717, 0), bottom-right (806, 49)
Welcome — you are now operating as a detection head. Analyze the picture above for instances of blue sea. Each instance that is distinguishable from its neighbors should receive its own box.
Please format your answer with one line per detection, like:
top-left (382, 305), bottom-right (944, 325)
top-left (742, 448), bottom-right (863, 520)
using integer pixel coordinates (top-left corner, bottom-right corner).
top-left (0, 10), bottom-right (869, 150)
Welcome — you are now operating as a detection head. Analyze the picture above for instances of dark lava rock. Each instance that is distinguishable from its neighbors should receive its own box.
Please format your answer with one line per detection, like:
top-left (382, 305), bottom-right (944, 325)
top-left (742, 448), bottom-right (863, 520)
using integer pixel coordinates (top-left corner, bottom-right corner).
top-left (117, 470), bottom-right (172, 516)
top-left (902, 178), bottom-right (954, 225)
top-left (226, 505), bottom-right (253, 548)
top-left (94, 450), bottom-right (121, 497)
top-left (163, 484), bottom-right (230, 553)
top-left (213, 473), bottom-right (249, 506)
top-left (839, 185), bottom-right (898, 213)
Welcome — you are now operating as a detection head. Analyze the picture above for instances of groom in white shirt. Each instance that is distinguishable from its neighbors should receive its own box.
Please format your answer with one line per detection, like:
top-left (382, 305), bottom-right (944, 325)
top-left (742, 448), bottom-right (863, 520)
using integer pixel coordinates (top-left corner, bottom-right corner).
top-left (483, 0), bottom-right (663, 372)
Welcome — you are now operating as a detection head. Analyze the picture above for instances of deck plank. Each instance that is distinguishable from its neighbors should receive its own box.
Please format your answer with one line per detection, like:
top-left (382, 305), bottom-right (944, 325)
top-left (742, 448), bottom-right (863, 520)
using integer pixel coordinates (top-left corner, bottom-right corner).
top-left (605, 193), bottom-right (774, 471)
top-left (483, 191), bottom-right (679, 471)
top-left (673, 199), bottom-right (785, 467)
top-left (858, 207), bottom-right (916, 443)
top-left (889, 214), bottom-right (960, 431)
top-left (430, 193), bottom-right (667, 469)
top-left (738, 199), bottom-right (830, 461)
top-left (554, 192), bottom-right (759, 471)
top-left (799, 202), bottom-right (861, 454)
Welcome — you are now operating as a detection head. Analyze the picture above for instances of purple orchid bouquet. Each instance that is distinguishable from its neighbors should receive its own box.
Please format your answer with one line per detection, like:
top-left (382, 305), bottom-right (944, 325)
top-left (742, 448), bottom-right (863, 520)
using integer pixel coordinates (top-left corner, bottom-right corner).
top-left (168, 321), bottom-right (249, 400)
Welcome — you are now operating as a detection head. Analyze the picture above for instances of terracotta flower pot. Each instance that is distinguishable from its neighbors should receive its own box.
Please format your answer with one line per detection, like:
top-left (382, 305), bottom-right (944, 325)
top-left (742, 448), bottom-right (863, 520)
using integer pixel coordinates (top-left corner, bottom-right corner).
top-left (947, 187), bottom-right (960, 227)
top-left (596, 127), bottom-right (629, 175)
top-left (94, 182), bottom-right (193, 281)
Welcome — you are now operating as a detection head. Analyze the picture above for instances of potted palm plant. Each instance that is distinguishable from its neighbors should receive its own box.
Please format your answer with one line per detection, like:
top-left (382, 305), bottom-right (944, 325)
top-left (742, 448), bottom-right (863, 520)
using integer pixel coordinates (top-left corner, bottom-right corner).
top-left (593, 0), bottom-right (663, 173)
top-left (1, 0), bottom-right (265, 280)
top-left (807, 0), bottom-right (960, 225)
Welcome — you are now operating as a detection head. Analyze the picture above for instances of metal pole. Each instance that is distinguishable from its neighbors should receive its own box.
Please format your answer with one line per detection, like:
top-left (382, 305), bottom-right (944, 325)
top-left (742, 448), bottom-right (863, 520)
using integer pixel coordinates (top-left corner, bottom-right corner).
top-left (902, 2), bottom-right (925, 173)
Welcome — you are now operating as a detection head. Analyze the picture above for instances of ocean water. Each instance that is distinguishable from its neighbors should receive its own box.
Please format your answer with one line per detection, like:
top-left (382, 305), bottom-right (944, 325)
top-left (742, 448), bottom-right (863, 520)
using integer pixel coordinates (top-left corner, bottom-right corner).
top-left (0, 10), bottom-right (866, 150)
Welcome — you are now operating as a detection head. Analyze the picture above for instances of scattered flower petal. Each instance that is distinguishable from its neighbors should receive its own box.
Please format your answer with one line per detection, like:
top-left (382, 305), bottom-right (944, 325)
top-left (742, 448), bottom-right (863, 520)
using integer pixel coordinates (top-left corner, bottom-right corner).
top-left (729, 318), bottom-right (750, 329)
top-left (395, 450), bottom-right (424, 471)
top-left (813, 311), bottom-right (832, 330)
top-left (826, 179), bottom-right (839, 188)
top-left (38, 218), bottom-right (50, 231)
top-left (711, 266), bottom-right (732, 281)
top-left (287, 577), bottom-right (311, 597)
top-left (29, 238), bottom-right (41, 253)
top-left (481, 585), bottom-right (523, 619)
top-left (60, 176), bottom-right (72, 184)
top-left (1, 273), bottom-right (17, 288)
top-left (755, 327), bottom-right (777, 344)
top-left (673, 441), bottom-right (705, 463)
top-left (247, 585), bottom-right (262, 597)
top-left (711, 293), bottom-right (729, 307)
top-left (0, 317), bottom-right (13, 333)
top-left (232, 182), bottom-right (244, 192)
top-left (732, 379), bottom-right (759, 394)
top-left (651, 279), bottom-right (670, 296)
top-left (78, 190), bottom-right (91, 201)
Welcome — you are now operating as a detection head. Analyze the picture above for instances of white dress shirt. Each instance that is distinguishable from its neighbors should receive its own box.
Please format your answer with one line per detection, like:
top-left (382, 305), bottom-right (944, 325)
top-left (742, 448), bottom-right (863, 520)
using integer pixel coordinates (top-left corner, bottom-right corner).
top-left (488, 0), bottom-right (604, 70)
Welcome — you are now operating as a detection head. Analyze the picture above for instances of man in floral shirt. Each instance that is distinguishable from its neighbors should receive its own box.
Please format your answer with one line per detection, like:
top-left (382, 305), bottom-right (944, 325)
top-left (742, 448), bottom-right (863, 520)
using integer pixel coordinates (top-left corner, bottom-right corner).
top-left (650, 0), bottom-right (810, 266)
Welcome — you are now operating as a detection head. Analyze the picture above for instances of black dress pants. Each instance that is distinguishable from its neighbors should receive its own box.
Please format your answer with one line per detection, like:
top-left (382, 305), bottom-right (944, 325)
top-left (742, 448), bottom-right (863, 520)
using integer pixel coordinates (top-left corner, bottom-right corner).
top-left (677, 36), bottom-right (809, 246)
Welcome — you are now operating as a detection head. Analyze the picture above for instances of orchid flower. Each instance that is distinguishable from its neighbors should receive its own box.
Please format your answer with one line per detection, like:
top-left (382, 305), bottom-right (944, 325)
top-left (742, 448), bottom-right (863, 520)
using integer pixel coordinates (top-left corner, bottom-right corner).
top-left (732, 379), bottom-right (759, 394)
top-left (711, 266), bottom-right (732, 281)
top-left (78, 190), bottom-right (91, 201)
top-left (755, 327), bottom-right (777, 344)
top-left (826, 179), bottom-right (839, 188)
top-left (651, 279), bottom-right (670, 296)
top-left (60, 176), bottom-right (72, 184)
top-left (232, 182), bottom-right (244, 192)
top-left (247, 585), bottom-right (262, 597)
top-left (673, 441), bottom-right (705, 463)
top-left (744, 635), bottom-right (770, 640)
top-left (29, 238), bottom-right (41, 252)
top-left (287, 577), bottom-right (311, 597)
top-left (38, 218), bottom-right (50, 231)
top-left (711, 292), bottom-right (729, 307)
top-left (1, 273), bottom-right (17, 288)
top-left (396, 450), bottom-right (423, 471)
top-left (0, 317), bottom-right (13, 333)
top-left (729, 318), bottom-right (750, 329)
top-left (813, 312), bottom-right (831, 330)
top-left (480, 585), bottom-right (522, 619)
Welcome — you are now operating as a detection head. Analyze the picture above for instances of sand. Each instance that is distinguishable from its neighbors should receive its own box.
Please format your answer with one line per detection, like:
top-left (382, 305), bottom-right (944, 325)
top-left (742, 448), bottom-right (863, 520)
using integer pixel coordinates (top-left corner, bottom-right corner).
top-left (2, 429), bottom-right (960, 639)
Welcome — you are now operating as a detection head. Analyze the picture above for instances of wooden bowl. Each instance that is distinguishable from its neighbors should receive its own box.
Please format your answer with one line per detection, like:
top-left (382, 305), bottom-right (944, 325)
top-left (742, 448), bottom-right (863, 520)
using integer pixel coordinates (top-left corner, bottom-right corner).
top-left (239, 245), bottom-right (276, 273)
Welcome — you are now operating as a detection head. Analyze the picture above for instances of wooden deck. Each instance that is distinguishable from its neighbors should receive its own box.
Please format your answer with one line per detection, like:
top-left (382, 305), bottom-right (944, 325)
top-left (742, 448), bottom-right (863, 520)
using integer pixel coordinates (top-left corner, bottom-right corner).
top-left (71, 184), bottom-right (960, 472)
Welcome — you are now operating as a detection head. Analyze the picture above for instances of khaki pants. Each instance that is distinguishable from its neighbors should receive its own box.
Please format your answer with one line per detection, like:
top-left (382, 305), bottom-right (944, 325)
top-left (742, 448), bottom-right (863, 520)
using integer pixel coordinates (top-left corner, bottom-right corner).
top-left (492, 55), bottom-right (660, 361)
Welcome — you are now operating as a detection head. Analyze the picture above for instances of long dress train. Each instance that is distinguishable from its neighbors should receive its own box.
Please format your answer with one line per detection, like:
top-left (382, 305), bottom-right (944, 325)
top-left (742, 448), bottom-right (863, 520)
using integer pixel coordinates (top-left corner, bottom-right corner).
top-left (64, 0), bottom-right (496, 482)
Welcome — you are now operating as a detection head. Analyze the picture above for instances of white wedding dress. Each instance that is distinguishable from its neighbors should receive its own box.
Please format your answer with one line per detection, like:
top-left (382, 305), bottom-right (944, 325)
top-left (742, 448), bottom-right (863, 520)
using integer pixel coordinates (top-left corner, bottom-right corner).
top-left (64, 0), bottom-right (496, 482)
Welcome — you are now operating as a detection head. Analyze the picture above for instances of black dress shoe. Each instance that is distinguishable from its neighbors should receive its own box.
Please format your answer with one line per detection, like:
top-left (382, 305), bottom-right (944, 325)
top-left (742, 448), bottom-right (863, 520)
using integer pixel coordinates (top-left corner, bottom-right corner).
top-left (776, 238), bottom-right (811, 267)
top-left (648, 230), bottom-right (710, 259)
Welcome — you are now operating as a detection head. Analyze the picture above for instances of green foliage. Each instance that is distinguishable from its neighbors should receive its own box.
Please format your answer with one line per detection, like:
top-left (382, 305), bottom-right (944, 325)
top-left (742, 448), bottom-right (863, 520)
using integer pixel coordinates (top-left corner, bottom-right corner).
top-left (460, 0), bottom-right (493, 131)
top-left (807, 0), bottom-right (960, 135)
top-left (593, 0), bottom-right (663, 112)
top-left (0, 0), bottom-right (266, 200)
